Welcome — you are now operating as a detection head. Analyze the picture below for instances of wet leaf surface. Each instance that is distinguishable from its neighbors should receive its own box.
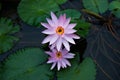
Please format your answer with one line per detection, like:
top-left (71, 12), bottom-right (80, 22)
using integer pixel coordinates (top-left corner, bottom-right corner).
top-left (84, 22), bottom-right (120, 80)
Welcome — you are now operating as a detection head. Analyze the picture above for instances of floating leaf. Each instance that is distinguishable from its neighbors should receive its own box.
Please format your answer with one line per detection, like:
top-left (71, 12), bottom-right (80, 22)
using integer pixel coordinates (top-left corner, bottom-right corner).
top-left (109, 1), bottom-right (120, 18)
top-left (0, 18), bottom-right (20, 54)
top-left (57, 57), bottom-right (96, 80)
top-left (18, 0), bottom-right (60, 26)
top-left (1, 48), bottom-right (53, 80)
top-left (57, 9), bottom-right (81, 20)
top-left (74, 20), bottom-right (90, 38)
top-left (83, 0), bottom-right (109, 14)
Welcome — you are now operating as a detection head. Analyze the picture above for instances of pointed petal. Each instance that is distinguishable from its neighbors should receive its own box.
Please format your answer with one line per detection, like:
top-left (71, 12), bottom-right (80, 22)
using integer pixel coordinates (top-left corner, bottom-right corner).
top-left (63, 18), bottom-right (71, 28)
top-left (61, 60), bottom-right (67, 68)
top-left (50, 43), bottom-right (56, 50)
top-left (58, 15), bottom-right (63, 26)
top-left (62, 48), bottom-right (68, 55)
top-left (41, 23), bottom-right (50, 29)
top-left (42, 29), bottom-right (55, 34)
top-left (42, 36), bottom-right (52, 44)
top-left (65, 29), bottom-right (76, 34)
top-left (64, 59), bottom-right (71, 66)
top-left (51, 48), bottom-right (57, 54)
top-left (62, 39), bottom-right (70, 51)
top-left (62, 14), bottom-right (66, 22)
top-left (64, 53), bottom-right (75, 59)
top-left (56, 38), bottom-right (62, 51)
top-left (58, 14), bottom-right (66, 26)
top-left (50, 34), bottom-right (59, 45)
top-left (64, 35), bottom-right (75, 44)
top-left (57, 61), bottom-right (61, 71)
top-left (45, 51), bottom-right (52, 55)
top-left (69, 34), bottom-right (80, 39)
top-left (46, 18), bottom-right (55, 27)
top-left (47, 59), bottom-right (56, 63)
top-left (51, 62), bottom-right (56, 70)
top-left (67, 23), bottom-right (76, 29)
top-left (51, 12), bottom-right (58, 25)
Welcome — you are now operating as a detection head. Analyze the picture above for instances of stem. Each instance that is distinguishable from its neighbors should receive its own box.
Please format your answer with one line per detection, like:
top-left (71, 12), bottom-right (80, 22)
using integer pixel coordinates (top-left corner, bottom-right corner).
top-left (82, 9), bottom-right (106, 21)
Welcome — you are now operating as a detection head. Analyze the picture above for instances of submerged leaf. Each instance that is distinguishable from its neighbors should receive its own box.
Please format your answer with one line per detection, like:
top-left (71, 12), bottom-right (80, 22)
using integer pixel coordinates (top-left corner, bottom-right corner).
top-left (1, 48), bottom-right (53, 80)
top-left (57, 57), bottom-right (96, 80)
top-left (84, 24), bottom-right (120, 80)
top-left (18, 0), bottom-right (60, 26)
top-left (0, 18), bottom-right (20, 54)
top-left (83, 0), bottom-right (109, 14)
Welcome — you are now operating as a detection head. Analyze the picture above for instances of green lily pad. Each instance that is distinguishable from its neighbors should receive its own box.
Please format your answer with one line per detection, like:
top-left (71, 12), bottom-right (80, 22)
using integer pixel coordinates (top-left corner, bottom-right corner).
top-left (1, 48), bottom-right (53, 80)
top-left (0, 18), bottom-right (20, 54)
top-left (57, 57), bottom-right (96, 80)
top-left (83, 0), bottom-right (109, 14)
top-left (18, 0), bottom-right (61, 27)
top-left (109, 1), bottom-right (120, 18)
top-left (54, 0), bottom-right (67, 4)
top-left (74, 20), bottom-right (90, 38)
top-left (57, 9), bottom-right (81, 19)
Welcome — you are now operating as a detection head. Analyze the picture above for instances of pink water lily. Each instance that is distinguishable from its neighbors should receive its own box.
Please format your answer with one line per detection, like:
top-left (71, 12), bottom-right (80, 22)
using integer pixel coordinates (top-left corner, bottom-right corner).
top-left (46, 48), bottom-right (75, 71)
top-left (41, 12), bottom-right (80, 51)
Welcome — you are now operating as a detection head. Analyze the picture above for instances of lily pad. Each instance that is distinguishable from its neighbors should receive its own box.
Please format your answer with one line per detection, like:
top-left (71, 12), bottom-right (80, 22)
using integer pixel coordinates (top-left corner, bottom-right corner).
top-left (1, 48), bottom-right (53, 80)
top-left (109, 1), bottom-right (120, 18)
top-left (54, 0), bottom-right (67, 4)
top-left (57, 9), bottom-right (81, 20)
top-left (18, 0), bottom-right (61, 26)
top-left (57, 57), bottom-right (96, 80)
top-left (83, 0), bottom-right (109, 14)
top-left (74, 20), bottom-right (90, 38)
top-left (0, 18), bottom-right (20, 54)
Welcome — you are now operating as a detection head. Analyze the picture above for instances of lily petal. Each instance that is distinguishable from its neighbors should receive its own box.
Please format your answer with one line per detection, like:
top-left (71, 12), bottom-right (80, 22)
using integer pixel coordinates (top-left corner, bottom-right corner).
top-left (56, 38), bottom-right (62, 51)
top-left (64, 35), bottom-right (75, 44)
top-left (62, 39), bottom-right (70, 51)
top-left (57, 61), bottom-right (61, 71)
top-left (42, 35), bottom-right (52, 44)
top-left (49, 34), bottom-right (59, 45)
top-left (42, 29), bottom-right (55, 34)
top-left (41, 22), bottom-right (50, 29)
top-left (46, 18), bottom-right (55, 27)
top-left (65, 29), bottom-right (76, 34)
top-left (51, 62), bottom-right (56, 70)
top-left (63, 18), bottom-right (71, 28)
top-left (51, 12), bottom-right (58, 25)
top-left (67, 23), bottom-right (76, 29)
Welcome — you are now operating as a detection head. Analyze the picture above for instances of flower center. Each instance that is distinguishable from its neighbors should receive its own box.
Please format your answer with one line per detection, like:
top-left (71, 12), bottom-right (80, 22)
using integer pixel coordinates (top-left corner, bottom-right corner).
top-left (56, 26), bottom-right (64, 35)
top-left (56, 51), bottom-right (62, 59)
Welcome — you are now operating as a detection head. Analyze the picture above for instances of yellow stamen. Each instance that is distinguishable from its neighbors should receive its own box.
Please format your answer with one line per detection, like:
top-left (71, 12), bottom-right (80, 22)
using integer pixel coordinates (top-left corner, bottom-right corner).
top-left (56, 51), bottom-right (62, 58)
top-left (56, 26), bottom-right (64, 35)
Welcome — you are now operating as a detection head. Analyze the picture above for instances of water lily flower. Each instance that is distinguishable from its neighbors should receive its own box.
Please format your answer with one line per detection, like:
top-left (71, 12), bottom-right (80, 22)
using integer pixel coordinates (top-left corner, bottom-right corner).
top-left (41, 12), bottom-right (80, 51)
top-left (46, 48), bottom-right (75, 71)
